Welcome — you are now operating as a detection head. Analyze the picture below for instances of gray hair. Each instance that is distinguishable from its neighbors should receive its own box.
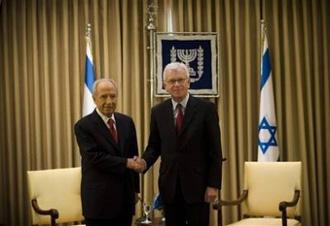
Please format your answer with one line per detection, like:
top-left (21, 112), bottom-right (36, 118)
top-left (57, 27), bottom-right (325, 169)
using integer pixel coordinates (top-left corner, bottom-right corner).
top-left (92, 78), bottom-right (118, 95)
top-left (163, 62), bottom-right (190, 81)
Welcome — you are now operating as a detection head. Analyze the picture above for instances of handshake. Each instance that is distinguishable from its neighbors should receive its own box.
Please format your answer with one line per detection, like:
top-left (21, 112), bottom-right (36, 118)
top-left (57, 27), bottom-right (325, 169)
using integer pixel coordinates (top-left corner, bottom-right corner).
top-left (126, 156), bottom-right (147, 173)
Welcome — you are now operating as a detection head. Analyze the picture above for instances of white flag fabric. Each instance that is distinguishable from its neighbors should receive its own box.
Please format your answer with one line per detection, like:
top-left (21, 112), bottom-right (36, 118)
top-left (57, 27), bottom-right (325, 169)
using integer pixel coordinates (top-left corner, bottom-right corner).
top-left (82, 34), bottom-right (96, 117)
top-left (257, 30), bottom-right (279, 161)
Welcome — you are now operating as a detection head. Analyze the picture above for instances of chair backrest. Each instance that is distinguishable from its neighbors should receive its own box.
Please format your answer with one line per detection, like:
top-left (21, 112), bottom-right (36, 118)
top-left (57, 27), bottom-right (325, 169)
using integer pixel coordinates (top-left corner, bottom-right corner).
top-left (242, 162), bottom-right (301, 218)
top-left (27, 167), bottom-right (84, 225)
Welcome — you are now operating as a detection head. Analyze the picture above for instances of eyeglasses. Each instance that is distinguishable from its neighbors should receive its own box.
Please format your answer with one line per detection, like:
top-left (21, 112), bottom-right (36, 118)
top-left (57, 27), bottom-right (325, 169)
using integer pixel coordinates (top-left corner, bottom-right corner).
top-left (165, 78), bottom-right (187, 85)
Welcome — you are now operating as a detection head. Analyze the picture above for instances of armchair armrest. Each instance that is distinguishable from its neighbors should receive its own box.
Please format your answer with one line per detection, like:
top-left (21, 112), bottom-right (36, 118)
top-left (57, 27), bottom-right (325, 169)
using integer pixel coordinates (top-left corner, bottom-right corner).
top-left (213, 190), bottom-right (248, 209)
top-left (31, 198), bottom-right (59, 226)
top-left (279, 190), bottom-right (300, 226)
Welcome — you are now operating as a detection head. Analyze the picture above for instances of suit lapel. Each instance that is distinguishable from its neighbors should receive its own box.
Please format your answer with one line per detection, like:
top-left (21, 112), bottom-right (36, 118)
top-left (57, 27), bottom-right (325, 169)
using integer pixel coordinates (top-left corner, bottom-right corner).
top-left (179, 96), bottom-right (198, 136)
top-left (176, 96), bottom-right (199, 151)
top-left (164, 100), bottom-right (177, 139)
top-left (114, 113), bottom-right (125, 156)
top-left (92, 111), bottom-right (121, 153)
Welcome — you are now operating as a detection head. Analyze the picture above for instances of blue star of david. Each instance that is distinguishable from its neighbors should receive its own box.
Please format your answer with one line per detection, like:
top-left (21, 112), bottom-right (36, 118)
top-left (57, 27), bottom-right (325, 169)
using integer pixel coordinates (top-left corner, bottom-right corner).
top-left (258, 117), bottom-right (277, 154)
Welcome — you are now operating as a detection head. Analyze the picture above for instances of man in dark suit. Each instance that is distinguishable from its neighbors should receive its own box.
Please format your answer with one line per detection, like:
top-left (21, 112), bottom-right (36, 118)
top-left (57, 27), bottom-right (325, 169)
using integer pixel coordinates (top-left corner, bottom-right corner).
top-left (136, 62), bottom-right (222, 226)
top-left (74, 78), bottom-right (140, 226)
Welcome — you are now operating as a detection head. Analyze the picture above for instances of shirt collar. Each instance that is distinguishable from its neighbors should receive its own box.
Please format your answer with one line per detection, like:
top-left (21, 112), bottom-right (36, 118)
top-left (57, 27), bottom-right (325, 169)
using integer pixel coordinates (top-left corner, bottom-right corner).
top-left (171, 93), bottom-right (189, 111)
top-left (96, 108), bottom-right (116, 125)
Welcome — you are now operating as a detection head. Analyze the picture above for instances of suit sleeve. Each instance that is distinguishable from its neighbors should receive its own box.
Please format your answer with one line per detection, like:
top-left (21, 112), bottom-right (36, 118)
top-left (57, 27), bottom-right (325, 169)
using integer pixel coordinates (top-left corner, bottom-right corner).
top-left (205, 102), bottom-right (222, 188)
top-left (129, 118), bottom-right (140, 193)
top-left (142, 107), bottom-right (161, 171)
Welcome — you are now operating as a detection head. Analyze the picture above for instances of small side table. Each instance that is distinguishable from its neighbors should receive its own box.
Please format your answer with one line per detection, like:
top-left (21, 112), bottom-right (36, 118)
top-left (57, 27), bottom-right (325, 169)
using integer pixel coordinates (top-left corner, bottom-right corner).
top-left (135, 217), bottom-right (165, 226)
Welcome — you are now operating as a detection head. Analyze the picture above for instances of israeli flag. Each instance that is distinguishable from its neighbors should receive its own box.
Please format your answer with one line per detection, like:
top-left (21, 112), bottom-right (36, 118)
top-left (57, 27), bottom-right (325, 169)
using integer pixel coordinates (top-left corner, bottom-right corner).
top-left (82, 30), bottom-right (96, 117)
top-left (257, 30), bottom-right (279, 161)
top-left (152, 193), bottom-right (164, 210)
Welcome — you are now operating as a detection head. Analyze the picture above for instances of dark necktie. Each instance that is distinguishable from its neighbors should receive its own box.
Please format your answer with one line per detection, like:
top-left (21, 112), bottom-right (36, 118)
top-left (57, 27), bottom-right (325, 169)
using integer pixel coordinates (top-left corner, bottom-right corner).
top-left (107, 118), bottom-right (118, 143)
top-left (176, 104), bottom-right (184, 134)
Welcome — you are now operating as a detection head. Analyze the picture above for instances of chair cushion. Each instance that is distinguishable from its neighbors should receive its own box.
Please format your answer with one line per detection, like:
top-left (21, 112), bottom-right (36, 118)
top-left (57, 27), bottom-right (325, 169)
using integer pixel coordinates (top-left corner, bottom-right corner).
top-left (227, 218), bottom-right (301, 226)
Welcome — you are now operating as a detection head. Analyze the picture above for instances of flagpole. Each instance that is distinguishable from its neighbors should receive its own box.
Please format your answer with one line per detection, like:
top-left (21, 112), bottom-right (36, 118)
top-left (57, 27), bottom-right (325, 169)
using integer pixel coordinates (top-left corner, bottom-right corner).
top-left (260, 20), bottom-right (265, 75)
top-left (143, 0), bottom-right (157, 220)
top-left (147, 0), bottom-right (157, 109)
top-left (165, 0), bottom-right (173, 32)
top-left (260, 0), bottom-right (265, 46)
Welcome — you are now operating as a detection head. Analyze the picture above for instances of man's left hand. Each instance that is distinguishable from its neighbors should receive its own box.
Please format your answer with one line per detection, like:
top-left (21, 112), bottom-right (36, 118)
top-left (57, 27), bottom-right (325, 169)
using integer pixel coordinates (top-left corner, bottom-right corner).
top-left (204, 187), bottom-right (218, 203)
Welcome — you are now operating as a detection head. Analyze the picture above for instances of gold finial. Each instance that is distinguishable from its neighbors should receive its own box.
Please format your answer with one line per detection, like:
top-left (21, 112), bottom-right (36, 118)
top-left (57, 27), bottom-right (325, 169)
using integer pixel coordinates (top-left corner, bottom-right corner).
top-left (86, 23), bottom-right (92, 38)
top-left (147, 0), bottom-right (157, 31)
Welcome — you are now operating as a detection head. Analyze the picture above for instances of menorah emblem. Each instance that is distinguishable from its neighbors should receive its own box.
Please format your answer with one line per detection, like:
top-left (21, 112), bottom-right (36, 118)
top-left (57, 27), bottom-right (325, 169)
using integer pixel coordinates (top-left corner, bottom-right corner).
top-left (170, 46), bottom-right (204, 82)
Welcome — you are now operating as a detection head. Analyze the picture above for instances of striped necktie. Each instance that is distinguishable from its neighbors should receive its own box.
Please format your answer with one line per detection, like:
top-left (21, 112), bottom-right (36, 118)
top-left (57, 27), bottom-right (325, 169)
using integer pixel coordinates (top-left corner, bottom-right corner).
top-left (107, 118), bottom-right (118, 143)
top-left (176, 104), bottom-right (184, 134)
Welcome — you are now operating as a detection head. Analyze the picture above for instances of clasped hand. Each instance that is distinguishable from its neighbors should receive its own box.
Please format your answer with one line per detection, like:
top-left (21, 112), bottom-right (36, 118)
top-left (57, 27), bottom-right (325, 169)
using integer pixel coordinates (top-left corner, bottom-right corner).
top-left (126, 156), bottom-right (146, 173)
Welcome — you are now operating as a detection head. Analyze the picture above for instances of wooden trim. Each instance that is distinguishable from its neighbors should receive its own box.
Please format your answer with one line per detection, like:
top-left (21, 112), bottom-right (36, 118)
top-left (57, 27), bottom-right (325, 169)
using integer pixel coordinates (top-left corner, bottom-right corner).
top-left (31, 199), bottom-right (59, 226)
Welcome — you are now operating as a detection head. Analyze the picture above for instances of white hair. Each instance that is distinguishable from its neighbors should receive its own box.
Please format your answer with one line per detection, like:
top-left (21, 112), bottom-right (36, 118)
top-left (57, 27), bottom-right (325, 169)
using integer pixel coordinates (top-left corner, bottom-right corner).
top-left (92, 78), bottom-right (118, 95)
top-left (163, 62), bottom-right (190, 81)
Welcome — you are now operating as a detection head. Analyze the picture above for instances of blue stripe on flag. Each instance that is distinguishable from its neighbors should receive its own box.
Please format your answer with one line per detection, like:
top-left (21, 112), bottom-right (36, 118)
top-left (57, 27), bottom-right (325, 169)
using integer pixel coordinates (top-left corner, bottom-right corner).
top-left (260, 48), bottom-right (271, 90)
top-left (85, 57), bottom-right (94, 92)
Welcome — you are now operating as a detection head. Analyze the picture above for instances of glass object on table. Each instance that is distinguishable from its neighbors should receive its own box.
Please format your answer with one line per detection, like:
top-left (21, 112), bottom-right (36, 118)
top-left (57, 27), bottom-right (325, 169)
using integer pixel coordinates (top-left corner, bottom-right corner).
top-left (141, 203), bottom-right (152, 224)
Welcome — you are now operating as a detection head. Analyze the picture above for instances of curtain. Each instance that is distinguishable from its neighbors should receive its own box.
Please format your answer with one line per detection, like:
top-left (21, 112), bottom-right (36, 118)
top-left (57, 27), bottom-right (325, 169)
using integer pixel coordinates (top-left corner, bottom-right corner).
top-left (0, 0), bottom-right (149, 225)
top-left (0, 0), bottom-right (329, 225)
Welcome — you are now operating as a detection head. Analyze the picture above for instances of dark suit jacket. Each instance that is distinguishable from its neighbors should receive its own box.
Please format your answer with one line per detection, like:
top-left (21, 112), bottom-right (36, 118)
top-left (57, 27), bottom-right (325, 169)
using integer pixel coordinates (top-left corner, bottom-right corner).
top-left (142, 96), bottom-right (222, 204)
top-left (74, 110), bottom-right (139, 219)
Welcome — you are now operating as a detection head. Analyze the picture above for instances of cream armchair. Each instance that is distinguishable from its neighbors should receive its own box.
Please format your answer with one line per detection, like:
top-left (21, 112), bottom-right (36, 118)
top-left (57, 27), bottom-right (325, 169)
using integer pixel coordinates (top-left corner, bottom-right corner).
top-left (27, 167), bottom-right (85, 226)
top-left (214, 162), bottom-right (302, 226)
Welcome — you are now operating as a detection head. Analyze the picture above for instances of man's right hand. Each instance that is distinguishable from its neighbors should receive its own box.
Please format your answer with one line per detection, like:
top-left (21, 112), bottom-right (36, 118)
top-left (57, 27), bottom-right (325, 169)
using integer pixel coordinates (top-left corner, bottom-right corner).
top-left (126, 156), bottom-right (147, 173)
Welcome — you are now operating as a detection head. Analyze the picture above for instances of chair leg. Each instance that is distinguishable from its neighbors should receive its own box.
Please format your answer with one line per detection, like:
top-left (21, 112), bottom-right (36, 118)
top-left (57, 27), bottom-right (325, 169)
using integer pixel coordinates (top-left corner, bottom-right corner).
top-left (217, 206), bottom-right (223, 226)
top-left (281, 209), bottom-right (287, 226)
top-left (51, 215), bottom-right (56, 226)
